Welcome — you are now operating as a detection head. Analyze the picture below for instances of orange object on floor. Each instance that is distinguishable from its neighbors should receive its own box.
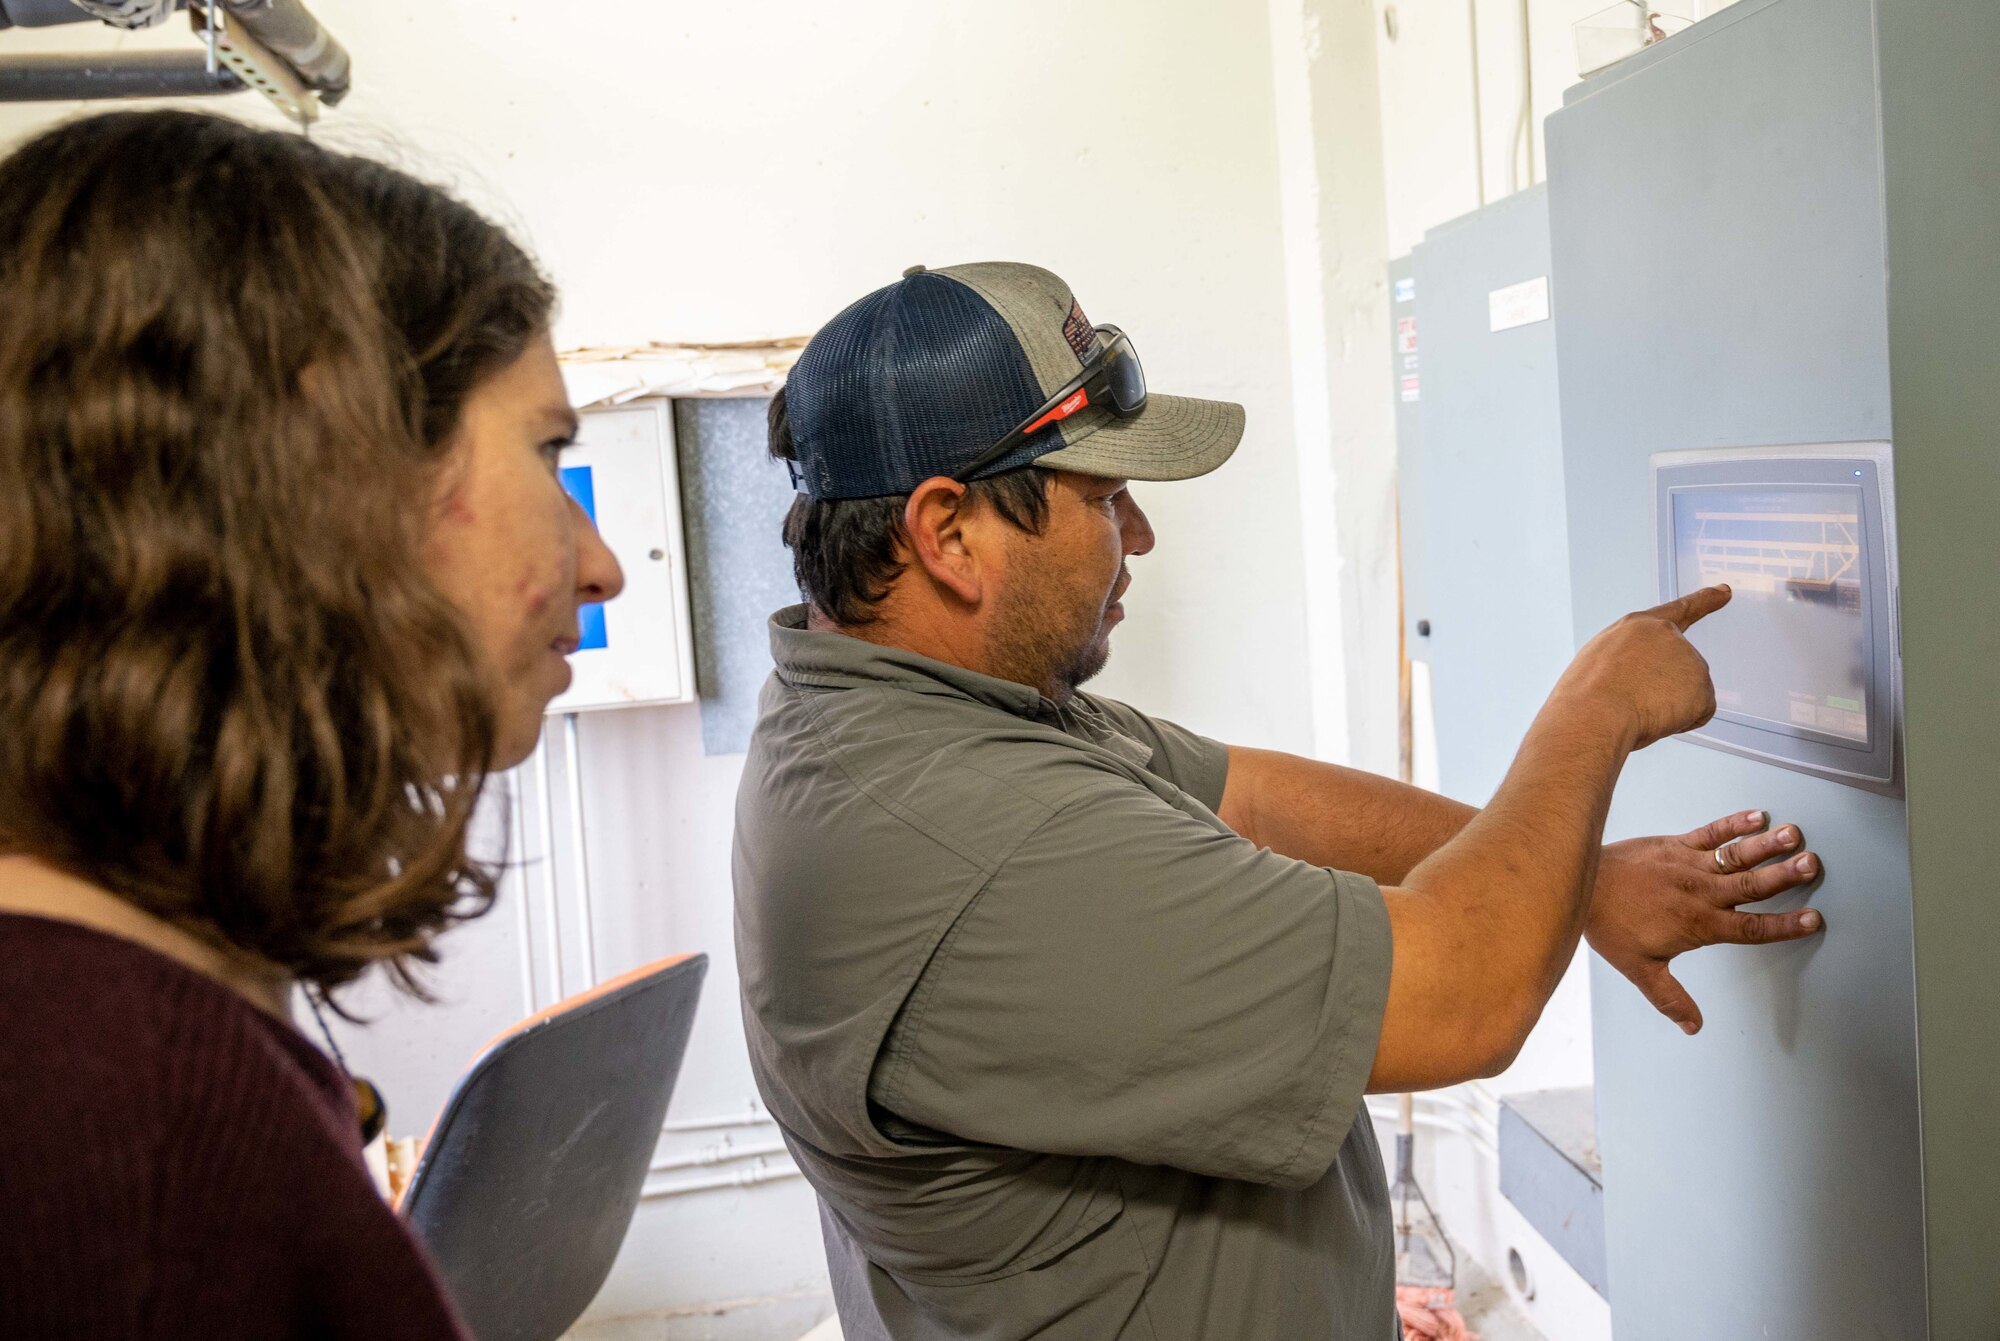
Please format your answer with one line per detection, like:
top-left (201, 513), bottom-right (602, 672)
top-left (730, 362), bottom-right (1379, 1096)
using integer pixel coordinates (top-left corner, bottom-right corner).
top-left (1395, 1285), bottom-right (1478, 1341)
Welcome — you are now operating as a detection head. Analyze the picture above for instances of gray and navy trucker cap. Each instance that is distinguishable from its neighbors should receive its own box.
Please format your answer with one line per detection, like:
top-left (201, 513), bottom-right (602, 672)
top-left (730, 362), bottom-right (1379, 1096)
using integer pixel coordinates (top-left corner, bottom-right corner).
top-left (783, 262), bottom-right (1245, 500)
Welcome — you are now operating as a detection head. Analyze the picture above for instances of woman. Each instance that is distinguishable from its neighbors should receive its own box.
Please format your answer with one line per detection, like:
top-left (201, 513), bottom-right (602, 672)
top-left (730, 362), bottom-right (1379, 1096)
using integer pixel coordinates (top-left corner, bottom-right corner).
top-left (0, 111), bottom-right (622, 1336)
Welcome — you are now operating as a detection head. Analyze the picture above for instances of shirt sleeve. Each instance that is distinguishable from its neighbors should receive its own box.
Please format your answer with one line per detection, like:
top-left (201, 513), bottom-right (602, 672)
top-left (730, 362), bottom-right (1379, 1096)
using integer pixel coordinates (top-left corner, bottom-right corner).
top-left (868, 765), bottom-right (1392, 1190)
top-left (1077, 694), bottom-right (1231, 812)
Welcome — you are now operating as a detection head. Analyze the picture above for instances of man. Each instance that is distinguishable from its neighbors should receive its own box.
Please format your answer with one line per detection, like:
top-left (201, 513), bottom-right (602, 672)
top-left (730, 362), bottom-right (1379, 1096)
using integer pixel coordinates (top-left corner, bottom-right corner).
top-left (734, 262), bottom-right (1822, 1339)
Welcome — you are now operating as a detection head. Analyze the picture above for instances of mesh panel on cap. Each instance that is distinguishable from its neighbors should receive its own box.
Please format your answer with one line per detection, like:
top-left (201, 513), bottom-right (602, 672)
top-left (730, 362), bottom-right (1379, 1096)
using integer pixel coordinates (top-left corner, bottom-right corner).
top-left (786, 272), bottom-right (1056, 499)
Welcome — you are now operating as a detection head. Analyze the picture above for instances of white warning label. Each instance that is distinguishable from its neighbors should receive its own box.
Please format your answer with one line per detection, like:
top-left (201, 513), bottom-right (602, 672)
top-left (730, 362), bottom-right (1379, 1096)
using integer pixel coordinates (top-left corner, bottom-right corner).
top-left (1489, 275), bottom-right (1552, 332)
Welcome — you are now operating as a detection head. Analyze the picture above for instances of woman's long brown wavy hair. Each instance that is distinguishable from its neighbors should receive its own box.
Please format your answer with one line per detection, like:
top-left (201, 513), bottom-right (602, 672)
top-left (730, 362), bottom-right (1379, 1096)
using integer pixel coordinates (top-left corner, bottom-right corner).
top-left (0, 111), bottom-right (555, 996)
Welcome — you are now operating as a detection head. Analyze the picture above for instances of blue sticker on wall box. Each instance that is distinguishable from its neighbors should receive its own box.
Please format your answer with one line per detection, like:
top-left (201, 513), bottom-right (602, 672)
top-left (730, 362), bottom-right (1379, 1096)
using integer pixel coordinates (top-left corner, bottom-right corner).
top-left (560, 465), bottom-right (609, 651)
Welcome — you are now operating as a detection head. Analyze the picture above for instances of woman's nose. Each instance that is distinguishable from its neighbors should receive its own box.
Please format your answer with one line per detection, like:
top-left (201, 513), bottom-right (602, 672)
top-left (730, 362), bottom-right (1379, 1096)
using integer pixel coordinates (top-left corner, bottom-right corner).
top-left (571, 495), bottom-right (626, 603)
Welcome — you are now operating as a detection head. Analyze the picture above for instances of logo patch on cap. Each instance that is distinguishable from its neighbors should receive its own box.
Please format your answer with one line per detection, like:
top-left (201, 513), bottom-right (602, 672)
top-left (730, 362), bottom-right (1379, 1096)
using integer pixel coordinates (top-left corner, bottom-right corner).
top-left (1062, 300), bottom-right (1096, 361)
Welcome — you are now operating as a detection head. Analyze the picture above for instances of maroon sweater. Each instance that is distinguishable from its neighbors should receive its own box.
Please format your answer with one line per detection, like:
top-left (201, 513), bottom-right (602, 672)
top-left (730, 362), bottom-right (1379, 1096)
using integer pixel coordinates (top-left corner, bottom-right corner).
top-left (0, 914), bottom-right (469, 1340)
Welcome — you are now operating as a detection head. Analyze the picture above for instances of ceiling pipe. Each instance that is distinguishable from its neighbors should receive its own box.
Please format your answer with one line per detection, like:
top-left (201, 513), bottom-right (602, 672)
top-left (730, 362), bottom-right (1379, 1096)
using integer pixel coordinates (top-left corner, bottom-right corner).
top-left (212, 0), bottom-right (347, 104)
top-left (0, 1), bottom-right (346, 107)
top-left (68, 0), bottom-right (179, 27)
top-left (0, 0), bottom-right (117, 27)
top-left (0, 48), bottom-right (243, 99)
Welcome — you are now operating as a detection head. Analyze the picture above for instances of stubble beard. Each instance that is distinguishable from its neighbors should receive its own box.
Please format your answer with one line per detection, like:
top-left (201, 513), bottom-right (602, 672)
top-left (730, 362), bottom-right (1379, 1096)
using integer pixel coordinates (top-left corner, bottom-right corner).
top-left (987, 569), bottom-right (1119, 707)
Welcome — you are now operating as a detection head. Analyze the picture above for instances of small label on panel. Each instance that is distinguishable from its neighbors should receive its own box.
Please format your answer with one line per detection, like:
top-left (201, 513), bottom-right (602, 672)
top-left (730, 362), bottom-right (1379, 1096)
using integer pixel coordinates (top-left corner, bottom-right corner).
top-left (1396, 316), bottom-right (1418, 355)
top-left (1400, 374), bottom-right (1421, 403)
top-left (1489, 275), bottom-right (1552, 332)
top-left (1394, 276), bottom-right (1416, 304)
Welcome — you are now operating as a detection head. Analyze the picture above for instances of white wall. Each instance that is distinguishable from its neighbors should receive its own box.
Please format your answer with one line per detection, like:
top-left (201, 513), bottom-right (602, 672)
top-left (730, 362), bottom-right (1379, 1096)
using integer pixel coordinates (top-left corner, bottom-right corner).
top-left (1268, 0), bottom-right (1403, 773)
top-left (0, 0), bottom-right (1327, 754)
top-left (334, 0), bottom-right (1329, 759)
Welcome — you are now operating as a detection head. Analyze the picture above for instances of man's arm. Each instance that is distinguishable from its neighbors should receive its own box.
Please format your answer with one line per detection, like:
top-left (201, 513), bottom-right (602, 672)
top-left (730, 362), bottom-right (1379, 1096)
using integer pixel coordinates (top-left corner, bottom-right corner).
top-left (1217, 698), bottom-right (1823, 1046)
top-left (1228, 585), bottom-right (1755, 1093)
top-left (1365, 671), bottom-right (1636, 1092)
top-left (1218, 748), bottom-right (1472, 884)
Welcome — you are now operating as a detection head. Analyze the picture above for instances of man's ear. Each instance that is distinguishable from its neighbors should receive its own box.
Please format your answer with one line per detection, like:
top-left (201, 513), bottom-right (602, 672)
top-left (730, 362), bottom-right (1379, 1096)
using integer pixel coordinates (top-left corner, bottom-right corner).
top-left (902, 477), bottom-right (983, 605)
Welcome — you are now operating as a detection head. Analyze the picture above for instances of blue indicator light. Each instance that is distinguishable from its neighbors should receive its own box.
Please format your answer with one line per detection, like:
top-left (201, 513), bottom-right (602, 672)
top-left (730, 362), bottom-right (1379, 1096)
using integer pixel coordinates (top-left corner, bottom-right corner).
top-left (560, 465), bottom-right (609, 651)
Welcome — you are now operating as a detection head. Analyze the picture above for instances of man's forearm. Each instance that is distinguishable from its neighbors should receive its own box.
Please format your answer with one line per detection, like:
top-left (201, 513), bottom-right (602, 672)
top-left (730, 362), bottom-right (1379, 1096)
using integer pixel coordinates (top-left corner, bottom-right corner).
top-left (1404, 692), bottom-right (1633, 996)
top-left (1217, 746), bottom-right (1476, 884)
top-left (1369, 691), bottom-right (1635, 1090)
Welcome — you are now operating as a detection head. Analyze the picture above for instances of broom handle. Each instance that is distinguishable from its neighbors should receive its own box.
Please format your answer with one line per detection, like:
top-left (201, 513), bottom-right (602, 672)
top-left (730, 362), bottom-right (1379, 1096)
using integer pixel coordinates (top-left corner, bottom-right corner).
top-left (1395, 1092), bottom-right (1417, 1187)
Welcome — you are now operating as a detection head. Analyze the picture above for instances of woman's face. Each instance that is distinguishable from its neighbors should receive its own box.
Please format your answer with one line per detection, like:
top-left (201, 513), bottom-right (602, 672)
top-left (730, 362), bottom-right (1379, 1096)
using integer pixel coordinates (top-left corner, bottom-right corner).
top-left (424, 333), bottom-right (624, 768)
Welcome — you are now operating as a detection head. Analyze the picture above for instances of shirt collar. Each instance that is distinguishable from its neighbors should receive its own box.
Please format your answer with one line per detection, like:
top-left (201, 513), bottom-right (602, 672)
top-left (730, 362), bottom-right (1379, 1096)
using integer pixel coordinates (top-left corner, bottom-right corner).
top-left (767, 604), bottom-right (1055, 716)
top-left (768, 607), bottom-right (1155, 765)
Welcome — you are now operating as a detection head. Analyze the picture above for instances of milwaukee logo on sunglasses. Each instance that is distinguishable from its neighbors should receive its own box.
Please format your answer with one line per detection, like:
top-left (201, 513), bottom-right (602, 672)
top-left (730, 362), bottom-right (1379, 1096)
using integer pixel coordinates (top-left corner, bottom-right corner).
top-left (1024, 388), bottom-right (1092, 435)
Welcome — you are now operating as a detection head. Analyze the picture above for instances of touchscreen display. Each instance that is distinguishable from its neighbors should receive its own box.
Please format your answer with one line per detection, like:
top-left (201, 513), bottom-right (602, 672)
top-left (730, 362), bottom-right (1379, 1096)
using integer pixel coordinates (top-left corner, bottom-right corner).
top-left (1671, 484), bottom-right (1870, 746)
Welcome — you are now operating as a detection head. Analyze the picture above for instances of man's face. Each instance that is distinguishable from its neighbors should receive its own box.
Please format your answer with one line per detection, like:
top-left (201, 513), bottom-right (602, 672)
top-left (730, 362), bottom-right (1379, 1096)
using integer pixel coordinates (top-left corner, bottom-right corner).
top-left (985, 471), bottom-right (1155, 704)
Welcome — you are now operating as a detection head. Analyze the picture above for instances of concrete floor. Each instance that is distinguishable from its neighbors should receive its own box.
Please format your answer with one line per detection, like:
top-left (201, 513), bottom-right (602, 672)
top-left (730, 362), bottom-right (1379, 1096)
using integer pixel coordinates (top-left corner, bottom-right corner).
top-left (786, 1258), bottom-right (1548, 1341)
top-left (774, 1236), bottom-right (1552, 1341)
top-left (1451, 1248), bottom-right (1548, 1341)
top-left (783, 1262), bottom-right (1550, 1341)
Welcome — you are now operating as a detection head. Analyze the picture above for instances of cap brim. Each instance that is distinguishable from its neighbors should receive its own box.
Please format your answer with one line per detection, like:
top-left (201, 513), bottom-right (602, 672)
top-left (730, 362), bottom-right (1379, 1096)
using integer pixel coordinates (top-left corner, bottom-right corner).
top-left (1033, 393), bottom-right (1244, 482)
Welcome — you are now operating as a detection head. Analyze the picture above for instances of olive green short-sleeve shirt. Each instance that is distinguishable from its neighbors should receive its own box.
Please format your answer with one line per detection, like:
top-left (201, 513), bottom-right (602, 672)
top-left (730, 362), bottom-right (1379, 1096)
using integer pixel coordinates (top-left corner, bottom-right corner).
top-left (734, 608), bottom-right (1397, 1340)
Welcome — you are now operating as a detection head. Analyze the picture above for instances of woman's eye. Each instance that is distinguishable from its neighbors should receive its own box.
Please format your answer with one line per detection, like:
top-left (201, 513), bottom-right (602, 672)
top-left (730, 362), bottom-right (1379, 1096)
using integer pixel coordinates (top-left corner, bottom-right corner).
top-left (541, 436), bottom-right (576, 467)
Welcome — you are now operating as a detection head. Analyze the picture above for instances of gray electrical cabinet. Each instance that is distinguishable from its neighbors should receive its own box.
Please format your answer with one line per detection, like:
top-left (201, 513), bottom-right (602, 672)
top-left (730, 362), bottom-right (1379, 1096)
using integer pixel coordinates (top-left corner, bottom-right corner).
top-left (1547, 0), bottom-right (2000, 1335)
top-left (1391, 255), bottom-right (1430, 663)
top-left (1399, 185), bottom-right (1613, 1304)
top-left (1404, 186), bottom-right (1572, 807)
